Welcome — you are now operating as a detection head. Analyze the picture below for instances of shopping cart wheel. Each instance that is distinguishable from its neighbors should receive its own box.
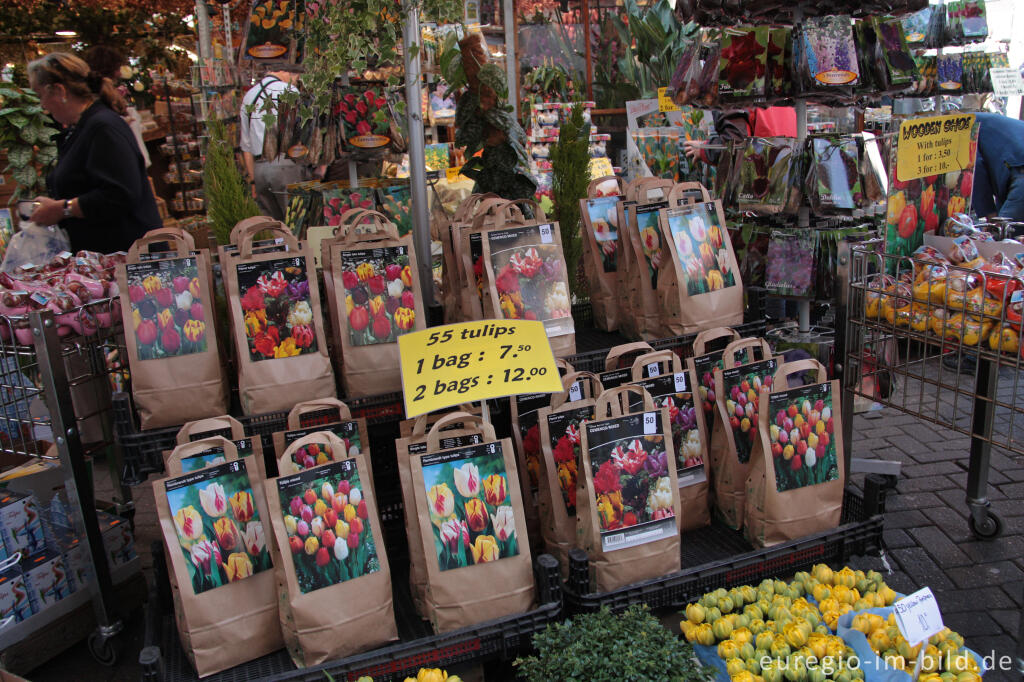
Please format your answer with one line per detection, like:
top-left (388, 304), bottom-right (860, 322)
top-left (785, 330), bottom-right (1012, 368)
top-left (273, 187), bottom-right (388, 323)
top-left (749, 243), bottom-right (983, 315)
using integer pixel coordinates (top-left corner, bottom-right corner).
top-left (968, 509), bottom-right (1004, 540)
top-left (88, 629), bottom-right (121, 666)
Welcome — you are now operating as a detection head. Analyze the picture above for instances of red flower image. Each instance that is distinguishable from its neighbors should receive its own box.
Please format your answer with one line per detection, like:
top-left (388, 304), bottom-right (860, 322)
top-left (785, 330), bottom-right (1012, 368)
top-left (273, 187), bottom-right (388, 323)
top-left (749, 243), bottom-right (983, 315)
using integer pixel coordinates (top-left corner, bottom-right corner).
top-left (611, 440), bottom-right (648, 475)
top-left (401, 289), bottom-right (415, 309)
top-left (960, 171), bottom-right (974, 198)
top-left (623, 511), bottom-right (638, 527)
top-left (593, 460), bottom-right (621, 495)
top-left (356, 120), bottom-right (372, 136)
top-left (524, 311), bottom-right (538, 320)
top-left (257, 271), bottom-right (288, 298)
top-left (253, 326), bottom-right (280, 356)
top-left (355, 100), bottom-right (367, 116)
top-left (153, 287), bottom-right (173, 308)
top-left (129, 285), bottom-right (145, 303)
top-left (241, 286), bottom-right (265, 312)
top-left (173, 276), bottom-right (190, 294)
top-left (372, 312), bottom-right (391, 340)
top-left (345, 111), bottom-right (358, 125)
top-left (291, 324), bottom-right (315, 348)
top-left (137, 319), bottom-right (157, 345)
top-left (553, 436), bottom-right (575, 464)
top-left (495, 265), bottom-right (520, 294)
top-left (509, 248), bottom-right (542, 278)
top-left (349, 306), bottom-right (369, 332)
top-left (162, 328), bottom-right (181, 354)
top-left (342, 271), bottom-right (359, 289)
top-left (190, 302), bottom-right (204, 321)
top-left (367, 274), bottom-right (386, 295)
top-left (897, 204), bottom-right (919, 239)
top-left (385, 264), bottom-right (402, 281)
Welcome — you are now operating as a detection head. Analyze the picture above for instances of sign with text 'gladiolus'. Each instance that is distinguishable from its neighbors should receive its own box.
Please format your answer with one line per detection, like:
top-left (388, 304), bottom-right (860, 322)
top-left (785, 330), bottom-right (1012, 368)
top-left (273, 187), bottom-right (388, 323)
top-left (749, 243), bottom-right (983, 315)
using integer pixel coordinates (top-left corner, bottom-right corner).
top-left (398, 320), bottom-right (562, 418)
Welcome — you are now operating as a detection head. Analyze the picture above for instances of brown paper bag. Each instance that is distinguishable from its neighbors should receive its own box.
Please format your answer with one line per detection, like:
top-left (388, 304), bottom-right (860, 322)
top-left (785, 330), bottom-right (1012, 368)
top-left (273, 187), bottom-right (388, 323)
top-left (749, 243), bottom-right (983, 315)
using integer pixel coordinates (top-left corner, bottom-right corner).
top-left (455, 199), bottom-right (527, 321)
top-left (320, 208), bottom-right (379, 362)
top-left (272, 399), bottom-right (371, 487)
top-left (225, 222), bottom-right (336, 415)
top-left (154, 444), bottom-right (281, 677)
top-left (577, 385), bottom-right (680, 592)
top-left (596, 342), bottom-right (654, 390)
top-left (709, 338), bottom-right (779, 530)
top-left (627, 351), bottom-right (711, 532)
top-left (396, 412), bottom-right (494, 618)
top-left (327, 211), bottom-right (426, 397)
top-left (580, 176), bottom-right (626, 331)
top-left (442, 194), bottom-right (500, 323)
top-left (266, 431), bottom-right (397, 666)
top-left (744, 360), bottom-right (845, 548)
top-left (686, 327), bottom-right (741, 441)
top-left (536, 371), bottom-right (602, 576)
top-left (165, 436), bottom-right (241, 475)
top-left (175, 416), bottom-right (246, 445)
top-left (410, 433), bottom-right (534, 633)
top-left (657, 197), bottom-right (744, 336)
top-left (119, 230), bottom-right (228, 429)
top-left (399, 403), bottom-right (481, 438)
top-left (170, 417), bottom-right (268, 481)
top-left (616, 179), bottom-right (675, 340)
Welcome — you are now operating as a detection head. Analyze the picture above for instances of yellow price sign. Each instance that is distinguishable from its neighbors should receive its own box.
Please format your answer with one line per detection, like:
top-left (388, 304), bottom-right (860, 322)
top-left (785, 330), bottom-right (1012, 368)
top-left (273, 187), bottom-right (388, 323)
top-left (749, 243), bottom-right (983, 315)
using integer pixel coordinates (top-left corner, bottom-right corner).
top-left (398, 320), bottom-right (563, 418)
top-left (896, 114), bottom-right (975, 182)
top-left (446, 165), bottom-right (465, 182)
top-left (588, 157), bottom-right (614, 178)
top-left (657, 87), bottom-right (679, 113)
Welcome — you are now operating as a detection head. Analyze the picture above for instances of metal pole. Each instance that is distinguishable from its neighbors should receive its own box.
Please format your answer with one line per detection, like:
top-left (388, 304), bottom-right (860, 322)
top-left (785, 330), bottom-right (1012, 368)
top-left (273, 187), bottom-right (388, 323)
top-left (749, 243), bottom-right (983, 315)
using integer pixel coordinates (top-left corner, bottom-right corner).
top-left (503, 0), bottom-right (518, 120)
top-left (582, 0), bottom-right (593, 101)
top-left (222, 5), bottom-right (234, 61)
top-left (195, 0), bottom-right (213, 64)
top-left (403, 3), bottom-right (436, 306)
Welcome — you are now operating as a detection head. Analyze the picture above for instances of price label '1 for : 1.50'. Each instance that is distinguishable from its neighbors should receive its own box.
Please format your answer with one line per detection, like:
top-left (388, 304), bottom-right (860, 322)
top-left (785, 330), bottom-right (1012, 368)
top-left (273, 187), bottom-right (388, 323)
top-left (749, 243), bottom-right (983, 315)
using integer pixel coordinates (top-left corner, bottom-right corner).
top-left (397, 320), bottom-right (563, 418)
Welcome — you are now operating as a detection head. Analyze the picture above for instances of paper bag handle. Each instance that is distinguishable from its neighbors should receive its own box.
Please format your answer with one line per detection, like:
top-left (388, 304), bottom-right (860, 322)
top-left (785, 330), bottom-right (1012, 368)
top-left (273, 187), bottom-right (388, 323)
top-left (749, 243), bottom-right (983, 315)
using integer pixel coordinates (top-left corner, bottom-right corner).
top-left (287, 398), bottom-right (352, 429)
top-left (667, 181), bottom-right (712, 205)
top-left (128, 228), bottom-right (195, 260)
top-left (693, 327), bottom-right (740, 357)
top-left (628, 177), bottom-right (674, 203)
top-left (278, 431), bottom-right (350, 476)
top-left (587, 176), bottom-right (625, 198)
top-left (238, 221), bottom-right (300, 259)
top-left (231, 216), bottom-right (280, 245)
top-left (594, 385), bottom-right (655, 419)
top-left (166, 436), bottom-right (240, 476)
top-left (338, 210), bottom-right (400, 245)
top-left (498, 199), bottom-right (547, 223)
top-left (550, 371), bottom-right (603, 409)
top-left (176, 415), bottom-right (246, 445)
top-left (722, 337), bottom-right (773, 369)
top-left (410, 404), bottom-right (481, 436)
top-left (425, 411), bottom-right (497, 452)
top-left (630, 350), bottom-right (683, 381)
top-left (555, 357), bottom-right (575, 375)
top-left (454, 193), bottom-right (501, 222)
top-left (772, 359), bottom-right (829, 388)
top-left (604, 341), bottom-right (655, 371)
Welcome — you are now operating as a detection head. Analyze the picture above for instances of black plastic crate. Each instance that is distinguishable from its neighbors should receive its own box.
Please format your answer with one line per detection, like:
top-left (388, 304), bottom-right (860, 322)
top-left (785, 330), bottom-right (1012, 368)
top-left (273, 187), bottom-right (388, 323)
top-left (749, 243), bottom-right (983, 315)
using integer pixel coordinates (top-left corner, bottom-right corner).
top-left (141, 554), bottom-right (563, 682)
top-left (562, 489), bottom-right (884, 614)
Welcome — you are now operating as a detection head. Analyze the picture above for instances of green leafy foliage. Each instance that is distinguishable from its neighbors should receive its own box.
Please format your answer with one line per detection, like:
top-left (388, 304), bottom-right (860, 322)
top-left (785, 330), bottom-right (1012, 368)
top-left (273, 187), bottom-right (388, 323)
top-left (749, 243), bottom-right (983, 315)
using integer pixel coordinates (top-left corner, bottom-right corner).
top-left (203, 118), bottom-right (260, 247)
top-left (550, 100), bottom-right (590, 298)
top-left (0, 84), bottom-right (58, 203)
top-left (515, 605), bottom-right (715, 682)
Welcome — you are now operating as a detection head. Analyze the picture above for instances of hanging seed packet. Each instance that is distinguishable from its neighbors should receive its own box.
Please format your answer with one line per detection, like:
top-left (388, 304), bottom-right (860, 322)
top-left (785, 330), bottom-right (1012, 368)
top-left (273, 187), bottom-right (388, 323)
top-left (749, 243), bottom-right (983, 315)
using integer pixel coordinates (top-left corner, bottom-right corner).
top-left (424, 144), bottom-right (450, 172)
top-left (719, 27), bottom-right (769, 101)
top-left (635, 202), bottom-right (668, 290)
top-left (513, 392), bottom-right (553, 503)
top-left (874, 18), bottom-right (917, 87)
top-left (765, 28), bottom-right (790, 99)
top-left (545, 406), bottom-right (594, 517)
top-left (164, 460), bottom-right (272, 594)
top-left (237, 255), bottom-right (318, 361)
top-left (584, 411), bottom-right (676, 551)
top-left (244, 0), bottom-right (294, 59)
top-left (630, 373), bottom-right (706, 487)
top-left (378, 185), bottom-right (413, 237)
top-left (960, 0), bottom-right (987, 42)
top-left (631, 130), bottom-right (680, 181)
top-left (938, 53), bottom-right (964, 93)
top-left (802, 15), bottom-right (860, 87)
top-left (275, 460), bottom-right (380, 592)
top-left (736, 138), bottom-right (798, 215)
top-left (721, 359), bottom-right (777, 464)
top-left (767, 383), bottom-right (840, 493)
top-left (765, 230), bottom-right (817, 298)
top-left (126, 257), bottom-right (208, 360)
top-left (901, 6), bottom-right (933, 46)
top-left (810, 137), bottom-right (862, 212)
top-left (421, 443), bottom-right (521, 570)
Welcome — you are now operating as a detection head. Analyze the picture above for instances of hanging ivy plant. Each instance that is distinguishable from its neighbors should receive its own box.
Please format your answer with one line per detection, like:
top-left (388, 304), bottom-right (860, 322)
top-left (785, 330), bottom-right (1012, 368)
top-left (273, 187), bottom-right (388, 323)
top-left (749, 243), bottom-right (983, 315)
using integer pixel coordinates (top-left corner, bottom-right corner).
top-left (0, 85), bottom-right (59, 203)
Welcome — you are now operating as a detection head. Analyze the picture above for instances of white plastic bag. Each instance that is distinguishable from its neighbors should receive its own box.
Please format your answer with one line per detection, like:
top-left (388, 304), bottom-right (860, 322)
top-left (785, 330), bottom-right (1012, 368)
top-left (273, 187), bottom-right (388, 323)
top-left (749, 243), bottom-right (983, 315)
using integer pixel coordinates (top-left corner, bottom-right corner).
top-left (1, 223), bottom-right (71, 273)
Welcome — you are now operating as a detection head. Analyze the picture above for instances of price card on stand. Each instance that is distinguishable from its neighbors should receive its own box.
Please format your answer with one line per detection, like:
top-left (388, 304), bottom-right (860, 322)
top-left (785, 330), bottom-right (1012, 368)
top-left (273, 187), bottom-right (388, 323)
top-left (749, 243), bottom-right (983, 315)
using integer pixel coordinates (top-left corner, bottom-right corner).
top-left (990, 68), bottom-right (1024, 97)
top-left (893, 587), bottom-right (944, 646)
top-left (398, 320), bottom-right (562, 418)
top-left (657, 87), bottom-right (680, 113)
top-left (896, 114), bottom-right (976, 182)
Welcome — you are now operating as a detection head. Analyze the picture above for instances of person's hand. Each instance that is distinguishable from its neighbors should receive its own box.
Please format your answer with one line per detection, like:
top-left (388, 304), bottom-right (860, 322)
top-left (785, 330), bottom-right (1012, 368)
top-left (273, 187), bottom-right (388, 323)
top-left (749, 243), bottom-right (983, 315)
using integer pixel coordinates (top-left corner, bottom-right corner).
top-left (29, 197), bottom-right (65, 226)
top-left (683, 140), bottom-right (702, 162)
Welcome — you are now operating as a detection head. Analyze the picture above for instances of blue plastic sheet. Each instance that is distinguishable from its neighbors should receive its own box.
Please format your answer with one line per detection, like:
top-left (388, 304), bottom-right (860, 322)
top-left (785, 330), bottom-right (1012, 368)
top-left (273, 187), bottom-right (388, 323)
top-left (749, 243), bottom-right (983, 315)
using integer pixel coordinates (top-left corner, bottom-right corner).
top-left (694, 644), bottom-right (731, 682)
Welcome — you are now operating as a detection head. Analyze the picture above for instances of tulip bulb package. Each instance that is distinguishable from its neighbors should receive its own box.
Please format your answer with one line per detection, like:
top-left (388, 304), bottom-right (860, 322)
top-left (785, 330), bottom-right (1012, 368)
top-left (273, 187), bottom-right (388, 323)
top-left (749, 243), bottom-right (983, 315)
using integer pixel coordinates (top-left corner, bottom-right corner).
top-left (744, 360), bottom-right (845, 548)
top-left (410, 437), bottom-right (533, 633)
top-left (267, 433), bottom-right (396, 666)
top-left (580, 193), bottom-right (623, 331)
top-left (578, 388), bottom-right (680, 593)
top-left (119, 230), bottom-right (228, 428)
top-left (237, 256), bottom-right (319, 361)
top-left (155, 450), bottom-right (282, 676)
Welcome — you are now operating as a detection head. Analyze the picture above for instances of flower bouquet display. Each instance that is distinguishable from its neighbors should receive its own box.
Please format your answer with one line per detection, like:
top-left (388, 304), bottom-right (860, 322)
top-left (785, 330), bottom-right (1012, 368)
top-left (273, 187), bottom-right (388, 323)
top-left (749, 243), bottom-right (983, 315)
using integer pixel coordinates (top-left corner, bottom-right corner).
top-left (578, 386), bottom-right (680, 592)
top-left (657, 197), bottom-right (744, 336)
top-left (535, 371), bottom-right (602, 574)
top-left (336, 86), bottom-right (392, 150)
top-left (119, 228), bottom-right (228, 429)
top-left (154, 444), bottom-right (282, 676)
top-left (744, 360), bottom-right (845, 548)
top-left (579, 177), bottom-right (625, 331)
top-left (409, 432), bottom-right (534, 633)
top-left (709, 337), bottom-right (779, 530)
top-left (626, 350), bottom-right (711, 532)
top-left (325, 211), bottom-right (425, 396)
top-left (397, 411), bottom-right (490, 618)
top-left (482, 214), bottom-right (576, 357)
top-left (267, 431), bottom-right (396, 665)
top-left (226, 222), bottom-right (335, 415)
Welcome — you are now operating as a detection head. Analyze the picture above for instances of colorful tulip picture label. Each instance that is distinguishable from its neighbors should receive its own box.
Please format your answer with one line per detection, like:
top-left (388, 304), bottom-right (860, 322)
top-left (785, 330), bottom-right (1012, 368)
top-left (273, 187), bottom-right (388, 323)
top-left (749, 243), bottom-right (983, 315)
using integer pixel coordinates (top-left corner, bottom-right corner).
top-left (583, 196), bottom-right (621, 273)
top-left (0, 565), bottom-right (33, 622)
top-left (276, 458), bottom-right (379, 593)
top-left (341, 246), bottom-right (417, 346)
top-left (666, 202), bottom-right (736, 297)
top-left (321, 186), bottom-right (374, 227)
top-left (810, 137), bottom-right (862, 211)
top-left (720, 359), bottom-right (778, 464)
top-left (164, 460), bottom-right (272, 594)
top-left (631, 374), bottom-right (706, 488)
top-left (765, 231), bottom-right (817, 298)
top-left (126, 258), bottom-right (207, 360)
top-left (378, 185), bottom-right (413, 238)
top-left (634, 202), bottom-right (667, 289)
top-left (488, 226), bottom-right (573, 337)
top-left (244, 0), bottom-right (295, 60)
top-left (546, 406), bottom-right (594, 517)
top-left (514, 392), bottom-right (553, 501)
top-left (584, 412), bottom-right (676, 552)
top-left (237, 256), bottom-right (318, 362)
top-left (420, 442), bottom-right (520, 572)
top-left (767, 384), bottom-right (839, 493)
top-left (180, 440), bottom-right (256, 473)
top-left (283, 422), bottom-right (362, 471)
top-left (336, 86), bottom-right (392, 150)
top-left (736, 138), bottom-right (798, 214)
top-left (693, 352), bottom-right (726, 439)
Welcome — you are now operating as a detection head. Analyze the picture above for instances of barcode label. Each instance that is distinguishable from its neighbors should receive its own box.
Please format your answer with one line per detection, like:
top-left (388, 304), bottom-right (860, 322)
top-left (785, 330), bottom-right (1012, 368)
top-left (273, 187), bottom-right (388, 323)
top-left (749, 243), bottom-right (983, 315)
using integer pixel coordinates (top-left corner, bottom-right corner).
top-left (643, 412), bottom-right (657, 434)
top-left (674, 372), bottom-right (687, 393)
top-left (647, 362), bottom-right (660, 377)
top-left (539, 223), bottom-right (553, 244)
top-left (568, 381), bottom-right (583, 403)
top-left (604, 533), bottom-right (625, 547)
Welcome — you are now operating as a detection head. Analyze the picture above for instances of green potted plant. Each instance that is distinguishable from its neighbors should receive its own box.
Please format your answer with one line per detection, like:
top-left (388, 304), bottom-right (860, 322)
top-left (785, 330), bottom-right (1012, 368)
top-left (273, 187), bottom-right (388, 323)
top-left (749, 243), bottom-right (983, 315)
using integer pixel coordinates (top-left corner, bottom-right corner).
top-left (0, 84), bottom-right (59, 204)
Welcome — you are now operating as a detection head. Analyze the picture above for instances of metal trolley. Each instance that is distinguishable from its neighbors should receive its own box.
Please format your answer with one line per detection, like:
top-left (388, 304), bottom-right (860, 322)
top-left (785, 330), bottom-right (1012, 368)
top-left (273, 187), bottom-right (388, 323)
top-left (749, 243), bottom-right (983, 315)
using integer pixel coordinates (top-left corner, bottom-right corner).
top-left (0, 300), bottom-right (140, 668)
top-left (844, 238), bottom-right (1024, 540)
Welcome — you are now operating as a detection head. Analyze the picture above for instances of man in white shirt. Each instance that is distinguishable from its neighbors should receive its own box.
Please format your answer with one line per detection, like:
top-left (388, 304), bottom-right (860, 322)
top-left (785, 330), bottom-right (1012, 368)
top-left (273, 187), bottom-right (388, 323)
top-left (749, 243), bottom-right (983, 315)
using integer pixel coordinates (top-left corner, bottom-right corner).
top-left (240, 65), bottom-right (305, 221)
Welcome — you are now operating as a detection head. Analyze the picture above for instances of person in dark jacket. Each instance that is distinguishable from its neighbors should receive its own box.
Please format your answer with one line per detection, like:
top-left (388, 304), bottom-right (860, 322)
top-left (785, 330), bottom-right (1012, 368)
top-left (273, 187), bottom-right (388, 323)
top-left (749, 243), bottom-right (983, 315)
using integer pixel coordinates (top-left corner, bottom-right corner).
top-left (972, 112), bottom-right (1024, 220)
top-left (27, 52), bottom-right (161, 253)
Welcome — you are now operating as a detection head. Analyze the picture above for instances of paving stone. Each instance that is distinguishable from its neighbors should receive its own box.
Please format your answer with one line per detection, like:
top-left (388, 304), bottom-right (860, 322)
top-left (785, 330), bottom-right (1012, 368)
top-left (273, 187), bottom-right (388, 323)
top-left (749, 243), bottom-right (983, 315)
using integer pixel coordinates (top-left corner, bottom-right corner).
top-left (916, 506), bottom-right (974, 543)
top-left (940, 610), bottom-right (1005, 638)
top-left (945, 473), bottom-right (1008, 499)
top-left (884, 491), bottom-right (946, 512)
top-left (986, 499), bottom-right (1024, 518)
top-left (882, 528), bottom-right (915, 549)
top-left (849, 437), bottom-right (900, 454)
top-left (887, 434), bottom-right (946, 456)
top-left (907, 526), bottom-right (974, 567)
top-left (930, 586), bottom-right (1016, 612)
top-left (899, 461), bottom-right (962, 477)
top-left (861, 425), bottom-right (911, 439)
top-left (898, 474), bottom-right (960, 493)
top-left (891, 547), bottom-right (956, 589)
top-left (945, 561), bottom-right (1024, 589)
top-left (900, 422), bottom-right (954, 443)
top-left (1000, 580), bottom-right (1024, 607)
top-left (884, 509), bottom-right (931, 529)
top-left (903, 442), bottom-right (972, 462)
top-left (994, 481), bottom-right (1024, 500)
top-left (990, 609), bottom-right (1020, 637)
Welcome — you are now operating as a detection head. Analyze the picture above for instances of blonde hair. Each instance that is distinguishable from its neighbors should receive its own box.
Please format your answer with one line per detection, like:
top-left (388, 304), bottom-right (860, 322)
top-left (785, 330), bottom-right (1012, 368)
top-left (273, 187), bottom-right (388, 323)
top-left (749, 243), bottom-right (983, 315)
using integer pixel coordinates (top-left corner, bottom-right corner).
top-left (28, 52), bottom-right (127, 116)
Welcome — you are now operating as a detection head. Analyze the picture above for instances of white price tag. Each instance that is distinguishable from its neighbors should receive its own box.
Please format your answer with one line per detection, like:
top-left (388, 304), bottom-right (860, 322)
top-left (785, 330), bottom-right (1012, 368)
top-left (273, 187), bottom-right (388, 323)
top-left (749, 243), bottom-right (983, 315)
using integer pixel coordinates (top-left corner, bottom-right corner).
top-left (990, 68), bottom-right (1024, 97)
top-left (643, 412), bottom-right (657, 435)
top-left (568, 381), bottom-right (583, 403)
top-left (646, 362), bottom-right (661, 377)
top-left (539, 223), bottom-right (553, 244)
top-left (893, 587), bottom-right (944, 646)
top-left (674, 372), bottom-right (687, 393)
